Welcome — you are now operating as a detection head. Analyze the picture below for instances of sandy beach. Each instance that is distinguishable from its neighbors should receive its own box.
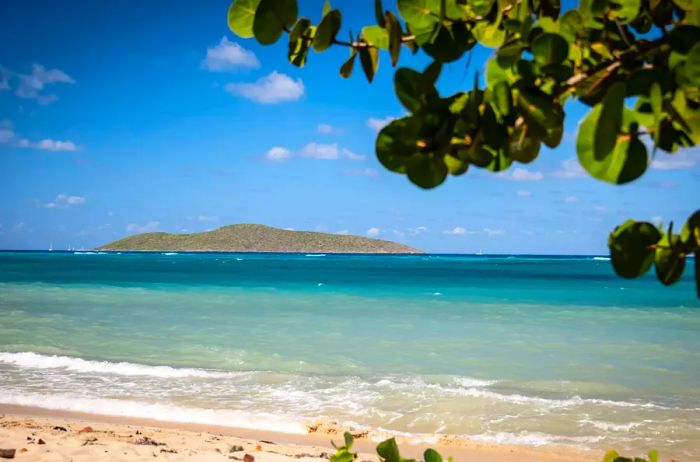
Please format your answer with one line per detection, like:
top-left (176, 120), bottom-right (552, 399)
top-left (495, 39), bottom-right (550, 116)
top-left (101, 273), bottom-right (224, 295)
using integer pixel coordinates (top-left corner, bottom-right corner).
top-left (0, 404), bottom-right (599, 462)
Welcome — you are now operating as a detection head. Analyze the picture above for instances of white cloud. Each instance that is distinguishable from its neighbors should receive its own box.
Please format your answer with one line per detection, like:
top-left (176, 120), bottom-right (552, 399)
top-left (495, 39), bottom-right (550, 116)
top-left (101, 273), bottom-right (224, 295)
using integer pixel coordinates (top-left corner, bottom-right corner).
top-left (126, 221), bottom-right (160, 233)
top-left (367, 116), bottom-right (396, 132)
top-left (35, 139), bottom-right (78, 151)
top-left (651, 216), bottom-right (663, 226)
top-left (366, 227), bottom-right (381, 237)
top-left (483, 227), bottom-right (505, 236)
top-left (408, 226), bottom-right (428, 236)
top-left (0, 120), bottom-right (13, 144)
top-left (11, 64), bottom-right (75, 104)
top-left (0, 68), bottom-right (10, 90)
top-left (565, 195), bottom-right (579, 203)
top-left (202, 37), bottom-right (259, 71)
top-left (265, 146), bottom-right (291, 161)
top-left (341, 148), bottom-right (365, 161)
top-left (43, 194), bottom-right (86, 209)
top-left (2, 123), bottom-right (78, 151)
top-left (516, 189), bottom-right (532, 197)
top-left (500, 167), bottom-right (544, 181)
top-left (336, 230), bottom-right (350, 235)
top-left (225, 71), bottom-right (304, 104)
top-left (392, 229), bottom-right (406, 238)
top-left (316, 123), bottom-right (337, 134)
top-left (13, 222), bottom-right (25, 232)
top-left (345, 168), bottom-right (378, 176)
top-left (197, 215), bottom-right (219, 222)
top-left (442, 226), bottom-right (466, 235)
top-left (651, 148), bottom-right (699, 170)
top-left (301, 142), bottom-right (339, 159)
top-left (552, 158), bottom-right (587, 179)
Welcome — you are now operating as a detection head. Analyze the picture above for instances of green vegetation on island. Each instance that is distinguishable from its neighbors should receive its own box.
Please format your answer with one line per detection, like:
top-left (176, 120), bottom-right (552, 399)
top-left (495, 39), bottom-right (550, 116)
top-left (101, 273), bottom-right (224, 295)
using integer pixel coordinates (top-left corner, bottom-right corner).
top-left (98, 224), bottom-right (422, 254)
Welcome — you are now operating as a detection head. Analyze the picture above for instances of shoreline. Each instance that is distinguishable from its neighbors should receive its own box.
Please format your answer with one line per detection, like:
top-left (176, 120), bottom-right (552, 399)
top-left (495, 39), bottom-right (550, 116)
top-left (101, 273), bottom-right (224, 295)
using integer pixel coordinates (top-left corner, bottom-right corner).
top-left (0, 404), bottom-right (597, 462)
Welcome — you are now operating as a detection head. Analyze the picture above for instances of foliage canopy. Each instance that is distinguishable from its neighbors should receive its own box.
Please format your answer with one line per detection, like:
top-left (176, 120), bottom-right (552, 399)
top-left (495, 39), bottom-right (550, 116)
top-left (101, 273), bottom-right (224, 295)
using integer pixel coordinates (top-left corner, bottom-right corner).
top-left (227, 0), bottom-right (700, 296)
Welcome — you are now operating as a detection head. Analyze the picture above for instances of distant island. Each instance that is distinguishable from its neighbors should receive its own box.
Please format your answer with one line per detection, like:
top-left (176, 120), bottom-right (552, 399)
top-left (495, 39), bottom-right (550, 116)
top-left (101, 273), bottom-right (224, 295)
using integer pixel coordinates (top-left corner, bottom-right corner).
top-left (98, 224), bottom-right (422, 254)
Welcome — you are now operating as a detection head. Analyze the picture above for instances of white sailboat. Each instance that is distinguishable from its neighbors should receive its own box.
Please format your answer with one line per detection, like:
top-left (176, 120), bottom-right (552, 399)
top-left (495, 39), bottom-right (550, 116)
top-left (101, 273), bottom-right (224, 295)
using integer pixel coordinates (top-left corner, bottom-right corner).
top-left (48, 242), bottom-right (53, 252)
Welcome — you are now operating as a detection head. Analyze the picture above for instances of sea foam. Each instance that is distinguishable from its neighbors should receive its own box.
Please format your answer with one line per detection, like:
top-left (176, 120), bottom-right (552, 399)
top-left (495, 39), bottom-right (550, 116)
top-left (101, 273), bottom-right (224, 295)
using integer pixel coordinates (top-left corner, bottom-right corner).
top-left (0, 352), bottom-right (241, 379)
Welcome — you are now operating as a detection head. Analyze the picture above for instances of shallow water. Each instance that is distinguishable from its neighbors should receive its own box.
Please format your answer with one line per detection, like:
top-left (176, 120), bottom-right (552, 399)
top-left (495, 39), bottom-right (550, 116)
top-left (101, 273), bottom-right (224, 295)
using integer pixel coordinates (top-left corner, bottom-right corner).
top-left (0, 252), bottom-right (698, 458)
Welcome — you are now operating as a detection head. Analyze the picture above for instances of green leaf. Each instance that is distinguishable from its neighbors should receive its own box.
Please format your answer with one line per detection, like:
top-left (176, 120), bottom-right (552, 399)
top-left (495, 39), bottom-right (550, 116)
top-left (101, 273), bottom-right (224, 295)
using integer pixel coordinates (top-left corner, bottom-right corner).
top-left (386, 11), bottom-right (402, 66)
top-left (376, 438), bottom-right (402, 462)
top-left (423, 61), bottom-right (442, 84)
top-left (531, 33), bottom-right (569, 65)
top-left (472, 0), bottom-right (495, 17)
top-left (508, 125), bottom-right (541, 163)
top-left (313, 9), bottom-right (341, 51)
top-left (609, 0), bottom-right (641, 23)
top-left (339, 51), bottom-right (357, 78)
top-left (407, 154), bottom-right (448, 189)
top-left (288, 18), bottom-right (312, 66)
top-left (397, 0), bottom-right (439, 31)
top-left (655, 231), bottom-right (686, 285)
top-left (423, 449), bottom-right (442, 462)
top-left (343, 432), bottom-right (353, 450)
top-left (253, 0), bottom-right (298, 45)
top-left (359, 46), bottom-right (379, 83)
top-left (685, 43), bottom-right (700, 86)
top-left (322, 0), bottom-right (331, 17)
top-left (680, 210), bottom-right (700, 252)
top-left (491, 81), bottom-right (512, 116)
top-left (516, 87), bottom-right (564, 130)
top-left (395, 68), bottom-right (438, 112)
top-left (486, 148), bottom-right (512, 172)
top-left (423, 23), bottom-right (474, 62)
top-left (362, 25), bottom-right (389, 49)
top-left (608, 221), bottom-right (661, 278)
top-left (669, 25), bottom-right (700, 54)
top-left (376, 117), bottom-right (421, 172)
top-left (228, 0), bottom-right (262, 38)
top-left (595, 81), bottom-right (626, 161)
top-left (444, 153), bottom-right (469, 175)
top-left (375, 0), bottom-right (386, 27)
top-left (648, 450), bottom-right (659, 462)
top-left (603, 450), bottom-right (620, 462)
top-left (577, 105), bottom-right (649, 184)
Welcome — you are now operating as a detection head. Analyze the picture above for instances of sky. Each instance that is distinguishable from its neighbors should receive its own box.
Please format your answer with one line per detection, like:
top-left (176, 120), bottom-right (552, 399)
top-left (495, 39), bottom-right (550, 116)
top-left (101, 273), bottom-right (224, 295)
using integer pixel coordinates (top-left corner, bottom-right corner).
top-left (0, 0), bottom-right (698, 254)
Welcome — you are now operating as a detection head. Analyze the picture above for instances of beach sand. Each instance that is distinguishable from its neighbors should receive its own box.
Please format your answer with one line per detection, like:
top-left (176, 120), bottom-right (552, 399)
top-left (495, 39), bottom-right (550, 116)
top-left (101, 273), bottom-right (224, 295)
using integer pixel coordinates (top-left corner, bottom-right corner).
top-left (0, 404), bottom-right (600, 462)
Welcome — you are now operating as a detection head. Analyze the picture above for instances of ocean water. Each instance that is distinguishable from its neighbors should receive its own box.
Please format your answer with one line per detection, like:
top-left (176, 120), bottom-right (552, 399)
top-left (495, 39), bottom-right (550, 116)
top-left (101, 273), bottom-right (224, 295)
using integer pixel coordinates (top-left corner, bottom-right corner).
top-left (0, 251), bottom-right (698, 458)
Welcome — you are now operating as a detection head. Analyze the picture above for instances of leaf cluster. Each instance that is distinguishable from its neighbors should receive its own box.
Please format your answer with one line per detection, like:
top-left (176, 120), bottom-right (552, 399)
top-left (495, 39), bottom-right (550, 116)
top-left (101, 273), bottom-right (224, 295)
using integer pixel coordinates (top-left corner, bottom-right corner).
top-left (227, 0), bottom-right (699, 296)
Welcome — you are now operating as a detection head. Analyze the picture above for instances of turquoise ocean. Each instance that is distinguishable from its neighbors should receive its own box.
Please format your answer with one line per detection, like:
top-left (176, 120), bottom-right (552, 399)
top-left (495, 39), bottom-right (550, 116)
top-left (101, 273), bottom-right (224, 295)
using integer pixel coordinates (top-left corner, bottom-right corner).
top-left (0, 251), bottom-right (698, 458)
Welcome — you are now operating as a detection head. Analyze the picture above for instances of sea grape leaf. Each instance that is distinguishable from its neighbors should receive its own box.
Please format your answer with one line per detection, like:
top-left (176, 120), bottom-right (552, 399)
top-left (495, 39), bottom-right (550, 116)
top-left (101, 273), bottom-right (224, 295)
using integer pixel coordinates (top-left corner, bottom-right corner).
top-left (608, 220), bottom-right (661, 278)
top-left (362, 25), bottom-right (389, 49)
top-left (655, 232), bottom-right (686, 285)
top-left (685, 43), bottom-right (700, 85)
top-left (253, 0), bottom-right (298, 45)
top-left (386, 11), bottom-right (402, 66)
top-left (397, 0), bottom-right (439, 31)
top-left (424, 449), bottom-right (443, 462)
top-left (531, 33), bottom-right (569, 65)
top-left (595, 81), bottom-right (626, 161)
top-left (228, 0), bottom-right (262, 38)
top-left (339, 51), bottom-right (357, 78)
top-left (376, 438), bottom-right (403, 462)
top-left (313, 9), bottom-right (341, 51)
top-left (406, 154), bottom-right (448, 189)
top-left (359, 46), bottom-right (379, 82)
top-left (376, 116), bottom-right (422, 172)
top-left (578, 105), bottom-right (649, 184)
top-left (394, 67), bottom-right (438, 112)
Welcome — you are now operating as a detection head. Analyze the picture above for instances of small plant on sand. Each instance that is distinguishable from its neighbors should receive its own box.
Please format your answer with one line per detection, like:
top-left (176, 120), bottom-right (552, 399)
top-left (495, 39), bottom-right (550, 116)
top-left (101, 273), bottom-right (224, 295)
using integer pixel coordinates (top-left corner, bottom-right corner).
top-left (332, 432), bottom-right (661, 462)
top-left (226, 0), bottom-right (700, 297)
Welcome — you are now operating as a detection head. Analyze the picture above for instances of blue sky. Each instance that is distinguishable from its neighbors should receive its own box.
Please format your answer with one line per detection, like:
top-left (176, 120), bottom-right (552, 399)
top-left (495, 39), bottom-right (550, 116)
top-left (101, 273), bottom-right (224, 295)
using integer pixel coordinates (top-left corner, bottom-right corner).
top-left (0, 0), bottom-right (698, 253)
